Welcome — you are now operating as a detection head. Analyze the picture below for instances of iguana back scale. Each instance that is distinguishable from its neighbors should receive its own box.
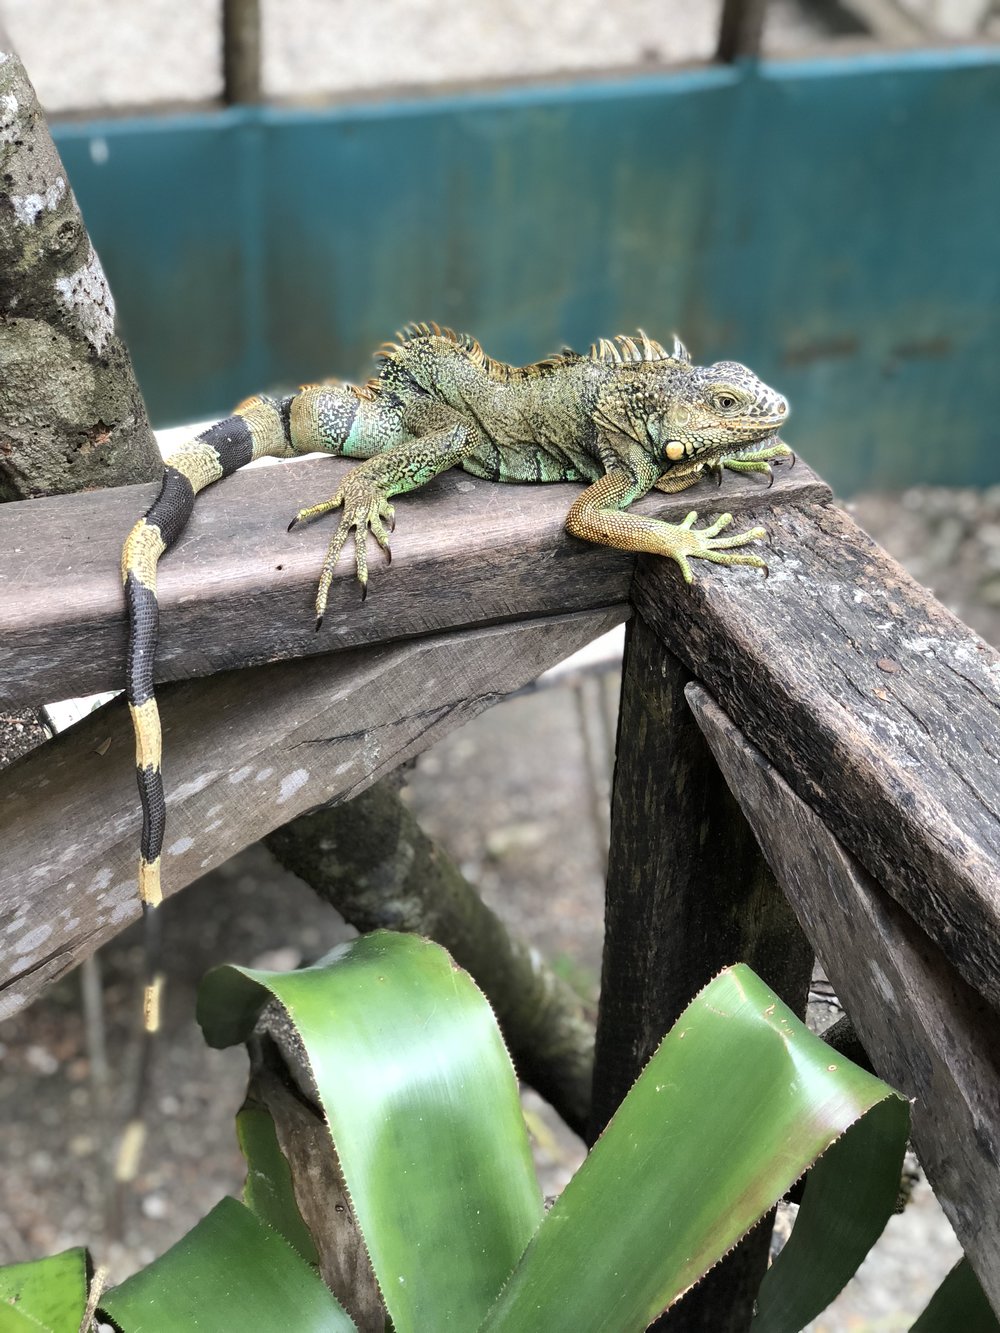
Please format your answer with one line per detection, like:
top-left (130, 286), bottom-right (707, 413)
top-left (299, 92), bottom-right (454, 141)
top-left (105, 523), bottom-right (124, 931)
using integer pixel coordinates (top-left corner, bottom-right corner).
top-left (115, 324), bottom-right (790, 1189)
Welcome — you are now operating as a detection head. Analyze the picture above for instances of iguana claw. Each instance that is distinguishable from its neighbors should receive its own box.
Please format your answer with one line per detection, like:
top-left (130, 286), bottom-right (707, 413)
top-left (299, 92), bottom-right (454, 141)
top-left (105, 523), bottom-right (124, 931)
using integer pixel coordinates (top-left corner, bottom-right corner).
top-left (291, 475), bottom-right (395, 621)
top-left (666, 511), bottom-right (769, 585)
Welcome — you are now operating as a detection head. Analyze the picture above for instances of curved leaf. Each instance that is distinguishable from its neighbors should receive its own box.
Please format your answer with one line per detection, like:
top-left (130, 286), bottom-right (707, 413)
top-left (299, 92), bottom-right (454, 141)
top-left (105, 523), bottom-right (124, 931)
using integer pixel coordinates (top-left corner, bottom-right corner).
top-left (99, 1198), bottom-right (353, 1332)
top-left (752, 1096), bottom-right (908, 1331)
top-left (198, 932), bottom-right (543, 1333)
top-left (911, 1258), bottom-right (1000, 1332)
top-left (0, 1249), bottom-right (88, 1333)
top-left (482, 964), bottom-right (909, 1332)
top-left (237, 1103), bottom-right (319, 1267)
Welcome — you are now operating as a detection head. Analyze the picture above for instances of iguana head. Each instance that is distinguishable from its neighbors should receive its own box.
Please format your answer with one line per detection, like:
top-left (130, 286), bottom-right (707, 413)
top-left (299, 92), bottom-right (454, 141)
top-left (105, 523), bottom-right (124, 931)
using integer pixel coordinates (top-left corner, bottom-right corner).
top-left (654, 360), bottom-right (789, 468)
top-left (590, 337), bottom-right (789, 475)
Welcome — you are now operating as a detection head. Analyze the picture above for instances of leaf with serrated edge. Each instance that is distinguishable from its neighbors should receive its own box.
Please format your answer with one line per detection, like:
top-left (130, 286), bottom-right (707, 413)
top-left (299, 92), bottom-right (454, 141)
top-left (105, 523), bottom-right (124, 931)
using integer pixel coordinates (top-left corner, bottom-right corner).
top-left (0, 1249), bottom-right (89, 1333)
top-left (198, 932), bottom-right (543, 1333)
top-left (910, 1257), bottom-right (1000, 1333)
top-left (99, 1198), bottom-right (354, 1332)
top-left (481, 964), bottom-right (909, 1332)
top-left (237, 1103), bottom-right (319, 1267)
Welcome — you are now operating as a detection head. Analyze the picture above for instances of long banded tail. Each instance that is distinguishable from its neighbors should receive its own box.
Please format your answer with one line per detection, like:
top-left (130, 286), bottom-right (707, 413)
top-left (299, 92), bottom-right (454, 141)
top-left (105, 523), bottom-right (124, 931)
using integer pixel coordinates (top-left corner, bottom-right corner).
top-left (116, 398), bottom-right (295, 1191)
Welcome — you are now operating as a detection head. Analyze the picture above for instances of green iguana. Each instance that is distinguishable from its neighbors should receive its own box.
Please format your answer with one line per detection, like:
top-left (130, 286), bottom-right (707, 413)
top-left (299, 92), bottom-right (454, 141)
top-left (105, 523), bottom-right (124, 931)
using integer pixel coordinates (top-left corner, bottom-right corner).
top-left (116, 323), bottom-right (790, 1182)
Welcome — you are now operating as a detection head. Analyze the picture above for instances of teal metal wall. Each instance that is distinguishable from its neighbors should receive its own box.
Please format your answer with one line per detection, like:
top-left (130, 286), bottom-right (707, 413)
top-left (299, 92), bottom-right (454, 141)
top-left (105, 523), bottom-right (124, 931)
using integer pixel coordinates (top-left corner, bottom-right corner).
top-left (53, 48), bottom-right (1000, 495)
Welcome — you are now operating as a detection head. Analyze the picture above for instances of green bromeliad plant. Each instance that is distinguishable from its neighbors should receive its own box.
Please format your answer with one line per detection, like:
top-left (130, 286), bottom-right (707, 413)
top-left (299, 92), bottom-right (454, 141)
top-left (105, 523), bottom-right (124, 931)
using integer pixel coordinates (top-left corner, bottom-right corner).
top-left (2, 932), bottom-right (994, 1333)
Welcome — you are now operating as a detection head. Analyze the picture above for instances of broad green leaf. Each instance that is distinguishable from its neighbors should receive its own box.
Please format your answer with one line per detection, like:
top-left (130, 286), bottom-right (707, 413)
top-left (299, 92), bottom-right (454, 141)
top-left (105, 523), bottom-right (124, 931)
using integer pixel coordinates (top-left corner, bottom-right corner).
top-left (911, 1258), bottom-right (1000, 1332)
top-left (237, 1103), bottom-right (319, 1267)
top-left (99, 1197), bottom-right (354, 1332)
top-left (0, 1249), bottom-right (88, 1332)
top-left (482, 964), bottom-right (909, 1333)
top-left (752, 1096), bottom-right (908, 1331)
top-left (198, 932), bottom-right (543, 1333)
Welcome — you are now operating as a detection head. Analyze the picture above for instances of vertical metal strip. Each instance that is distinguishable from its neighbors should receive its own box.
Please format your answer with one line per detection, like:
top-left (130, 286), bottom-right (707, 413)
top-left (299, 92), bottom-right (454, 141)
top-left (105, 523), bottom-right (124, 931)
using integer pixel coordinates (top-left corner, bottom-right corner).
top-left (223, 0), bottom-right (263, 104)
top-left (717, 0), bottom-right (769, 61)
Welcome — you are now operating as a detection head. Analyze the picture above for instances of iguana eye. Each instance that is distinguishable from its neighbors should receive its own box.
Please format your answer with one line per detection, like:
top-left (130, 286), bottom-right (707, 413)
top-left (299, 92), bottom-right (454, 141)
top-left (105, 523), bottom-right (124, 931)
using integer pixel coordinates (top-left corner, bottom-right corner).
top-left (715, 393), bottom-right (738, 411)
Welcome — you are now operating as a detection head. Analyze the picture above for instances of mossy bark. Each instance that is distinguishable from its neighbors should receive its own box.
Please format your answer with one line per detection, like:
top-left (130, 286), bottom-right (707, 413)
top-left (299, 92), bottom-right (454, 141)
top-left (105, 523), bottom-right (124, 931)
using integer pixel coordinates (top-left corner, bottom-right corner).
top-left (0, 51), bottom-right (160, 501)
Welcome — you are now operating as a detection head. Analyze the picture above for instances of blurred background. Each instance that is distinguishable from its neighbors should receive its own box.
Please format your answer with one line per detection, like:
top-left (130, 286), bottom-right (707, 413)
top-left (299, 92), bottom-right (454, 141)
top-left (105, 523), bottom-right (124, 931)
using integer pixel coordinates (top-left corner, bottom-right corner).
top-left (1, 3), bottom-right (999, 1328)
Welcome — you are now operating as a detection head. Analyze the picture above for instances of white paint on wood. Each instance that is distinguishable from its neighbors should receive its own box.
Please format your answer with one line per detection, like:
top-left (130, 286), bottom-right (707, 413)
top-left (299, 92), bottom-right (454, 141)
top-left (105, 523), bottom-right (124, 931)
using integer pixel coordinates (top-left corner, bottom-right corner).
top-left (277, 768), bottom-right (310, 804)
top-left (171, 772), bottom-right (216, 801)
top-left (0, 608), bottom-right (625, 1015)
top-left (14, 924), bottom-right (52, 955)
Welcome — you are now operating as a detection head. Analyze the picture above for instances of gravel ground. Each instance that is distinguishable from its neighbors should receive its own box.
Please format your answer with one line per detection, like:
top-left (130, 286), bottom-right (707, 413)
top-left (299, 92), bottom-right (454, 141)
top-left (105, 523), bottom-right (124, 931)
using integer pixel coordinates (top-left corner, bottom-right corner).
top-left (1, 485), bottom-right (991, 1327)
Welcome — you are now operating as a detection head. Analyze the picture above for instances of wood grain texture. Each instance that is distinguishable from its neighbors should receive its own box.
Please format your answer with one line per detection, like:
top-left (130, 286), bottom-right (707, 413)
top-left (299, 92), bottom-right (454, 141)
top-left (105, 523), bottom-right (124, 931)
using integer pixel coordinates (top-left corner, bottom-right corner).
top-left (0, 608), bottom-right (622, 1019)
top-left (688, 685), bottom-right (1000, 1313)
top-left (0, 455), bottom-right (829, 707)
top-left (589, 615), bottom-right (813, 1333)
top-left (633, 499), bottom-right (1000, 1011)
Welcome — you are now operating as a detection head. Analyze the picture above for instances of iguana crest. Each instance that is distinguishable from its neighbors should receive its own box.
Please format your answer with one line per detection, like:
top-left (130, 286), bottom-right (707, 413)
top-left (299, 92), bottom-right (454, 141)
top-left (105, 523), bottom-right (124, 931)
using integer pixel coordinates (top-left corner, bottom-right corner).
top-left (376, 321), bottom-right (690, 384)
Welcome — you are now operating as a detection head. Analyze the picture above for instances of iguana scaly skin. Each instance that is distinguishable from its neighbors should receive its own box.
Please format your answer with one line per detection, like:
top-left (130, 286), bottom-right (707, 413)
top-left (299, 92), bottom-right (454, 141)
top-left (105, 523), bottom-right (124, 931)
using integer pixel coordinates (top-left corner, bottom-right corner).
top-left (116, 325), bottom-right (789, 1181)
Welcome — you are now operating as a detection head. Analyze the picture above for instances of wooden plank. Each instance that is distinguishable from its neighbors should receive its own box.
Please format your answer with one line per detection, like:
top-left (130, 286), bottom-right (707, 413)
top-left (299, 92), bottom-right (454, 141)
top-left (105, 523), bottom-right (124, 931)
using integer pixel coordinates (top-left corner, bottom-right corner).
top-left (632, 499), bottom-right (1000, 1011)
top-left (687, 685), bottom-right (1000, 1313)
top-left (588, 615), bottom-right (813, 1332)
top-left (0, 607), bottom-right (623, 1020)
top-left (0, 456), bottom-right (828, 708)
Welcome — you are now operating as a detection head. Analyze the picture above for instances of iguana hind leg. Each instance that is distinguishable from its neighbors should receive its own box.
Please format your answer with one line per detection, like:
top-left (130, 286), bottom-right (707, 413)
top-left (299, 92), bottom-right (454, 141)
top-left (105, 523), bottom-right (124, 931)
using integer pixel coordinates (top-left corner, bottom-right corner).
top-left (567, 467), bottom-right (768, 585)
top-left (290, 421), bottom-right (478, 622)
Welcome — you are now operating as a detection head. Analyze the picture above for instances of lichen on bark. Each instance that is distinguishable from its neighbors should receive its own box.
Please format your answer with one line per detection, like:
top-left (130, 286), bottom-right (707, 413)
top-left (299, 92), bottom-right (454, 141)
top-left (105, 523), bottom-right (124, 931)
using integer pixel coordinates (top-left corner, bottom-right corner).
top-left (0, 50), bottom-right (160, 500)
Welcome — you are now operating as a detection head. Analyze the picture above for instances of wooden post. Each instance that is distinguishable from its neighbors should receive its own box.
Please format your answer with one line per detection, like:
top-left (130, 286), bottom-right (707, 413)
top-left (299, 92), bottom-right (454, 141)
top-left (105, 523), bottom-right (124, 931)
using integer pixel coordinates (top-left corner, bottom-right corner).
top-left (589, 613), bottom-right (813, 1331)
top-left (687, 685), bottom-right (1000, 1314)
top-left (222, 0), bottom-right (263, 105)
top-left (716, 0), bottom-right (768, 61)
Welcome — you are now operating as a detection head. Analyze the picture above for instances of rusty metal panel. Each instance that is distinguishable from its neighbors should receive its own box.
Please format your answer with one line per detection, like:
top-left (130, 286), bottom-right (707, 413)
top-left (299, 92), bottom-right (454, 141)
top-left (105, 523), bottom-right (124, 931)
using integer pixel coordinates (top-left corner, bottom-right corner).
top-left (53, 48), bottom-right (1000, 493)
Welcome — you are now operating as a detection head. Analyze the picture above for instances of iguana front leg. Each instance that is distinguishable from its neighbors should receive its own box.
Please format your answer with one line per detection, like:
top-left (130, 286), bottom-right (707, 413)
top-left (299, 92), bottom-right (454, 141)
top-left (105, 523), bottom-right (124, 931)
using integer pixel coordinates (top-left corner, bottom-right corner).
top-left (706, 440), bottom-right (795, 486)
top-left (290, 421), bottom-right (477, 623)
top-left (654, 441), bottom-right (794, 495)
top-left (566, 465), bottom-right (768, 585)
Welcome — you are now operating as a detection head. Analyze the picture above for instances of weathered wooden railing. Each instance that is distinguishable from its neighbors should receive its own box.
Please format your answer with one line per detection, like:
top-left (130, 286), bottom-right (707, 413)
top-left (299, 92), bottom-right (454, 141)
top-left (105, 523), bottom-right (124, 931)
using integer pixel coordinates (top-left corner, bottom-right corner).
top-left (2, 454), bottom-right (998, 1319)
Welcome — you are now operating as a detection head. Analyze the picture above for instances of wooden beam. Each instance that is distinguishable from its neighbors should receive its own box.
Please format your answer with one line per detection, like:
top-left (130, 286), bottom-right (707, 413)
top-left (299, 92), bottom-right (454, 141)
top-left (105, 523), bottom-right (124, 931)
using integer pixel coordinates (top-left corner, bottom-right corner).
top-left (0, 608), bottom-right (622, 1019)
top-left (687, 685), bottom-right (1000, 1314)
top-left (589, 614), bottom-right (812, 1332)
top-left (632, 499), bottom-right (1000, 1012)
top-left (0, 456), bottom-right (829, 708)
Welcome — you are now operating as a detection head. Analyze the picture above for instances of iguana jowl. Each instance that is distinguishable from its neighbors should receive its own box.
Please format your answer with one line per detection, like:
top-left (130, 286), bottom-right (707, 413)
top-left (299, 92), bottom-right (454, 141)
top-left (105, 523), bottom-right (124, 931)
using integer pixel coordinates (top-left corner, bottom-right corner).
top-left (116, 324), bottom-right (790, 1180)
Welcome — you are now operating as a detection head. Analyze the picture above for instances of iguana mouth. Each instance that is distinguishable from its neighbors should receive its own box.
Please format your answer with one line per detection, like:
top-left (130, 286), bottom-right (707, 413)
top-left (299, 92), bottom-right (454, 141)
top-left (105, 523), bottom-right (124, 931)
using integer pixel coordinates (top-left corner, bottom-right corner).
top-left (741, 429), bottom-right (786, 450)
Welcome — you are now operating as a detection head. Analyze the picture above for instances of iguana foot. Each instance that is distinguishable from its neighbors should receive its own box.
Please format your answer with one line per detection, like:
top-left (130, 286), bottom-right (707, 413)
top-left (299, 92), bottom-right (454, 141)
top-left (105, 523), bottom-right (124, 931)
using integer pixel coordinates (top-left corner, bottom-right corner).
top-left (663, 511), bottom-right (769, 585)
top-left (289, 475), bottom-right (395, 625)
top-left (706, 440), bottom-right (794, 488)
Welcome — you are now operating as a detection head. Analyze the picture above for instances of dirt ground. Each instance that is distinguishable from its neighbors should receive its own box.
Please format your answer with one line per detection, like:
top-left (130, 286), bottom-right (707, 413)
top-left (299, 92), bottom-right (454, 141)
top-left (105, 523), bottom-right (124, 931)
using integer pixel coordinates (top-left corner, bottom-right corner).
top-left (2, 484), bottom-right (995, 1328)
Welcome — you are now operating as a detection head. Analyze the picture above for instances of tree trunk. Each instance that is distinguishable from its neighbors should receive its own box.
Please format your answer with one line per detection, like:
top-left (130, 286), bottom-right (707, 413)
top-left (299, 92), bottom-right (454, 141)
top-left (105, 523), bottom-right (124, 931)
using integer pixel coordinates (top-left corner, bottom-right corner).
top-left (0, 50), bottom-right (160, 502)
